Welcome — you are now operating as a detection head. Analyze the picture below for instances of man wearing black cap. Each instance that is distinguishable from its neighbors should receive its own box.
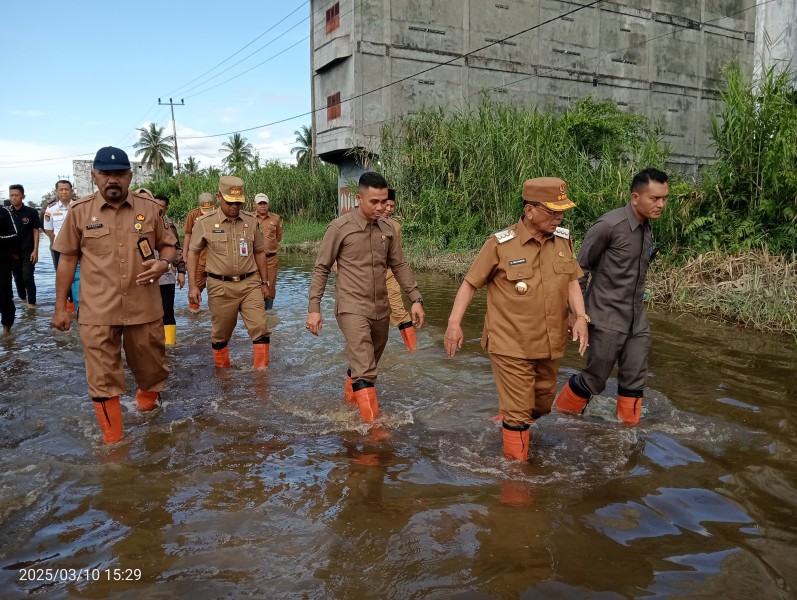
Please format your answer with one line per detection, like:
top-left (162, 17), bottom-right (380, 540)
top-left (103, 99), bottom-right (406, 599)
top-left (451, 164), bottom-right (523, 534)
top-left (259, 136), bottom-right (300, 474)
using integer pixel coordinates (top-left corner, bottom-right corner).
top-left (51, 147), bottom-right (177, 445)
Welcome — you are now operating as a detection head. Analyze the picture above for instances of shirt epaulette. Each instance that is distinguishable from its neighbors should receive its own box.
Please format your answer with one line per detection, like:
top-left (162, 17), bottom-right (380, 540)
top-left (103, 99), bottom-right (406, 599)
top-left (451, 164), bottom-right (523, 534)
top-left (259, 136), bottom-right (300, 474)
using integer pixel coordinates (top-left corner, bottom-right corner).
top-left (493, 227), bottom-right (517, 244)
top-left (554, 226), bottom-right (570, 240)
top-left (46, 199), bottom-right (58, 208)
top-left (72, 194), bottom-right (95, 206)
top-left (195, 210), bottom-right (217, 222)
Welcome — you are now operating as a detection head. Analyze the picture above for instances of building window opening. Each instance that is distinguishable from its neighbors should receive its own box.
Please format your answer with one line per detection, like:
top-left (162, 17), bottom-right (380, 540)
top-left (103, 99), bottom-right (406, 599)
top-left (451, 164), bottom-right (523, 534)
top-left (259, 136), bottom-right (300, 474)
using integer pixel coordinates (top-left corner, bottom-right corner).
top-left (327, 91), bottom-right (341, 120)
top-left (326, 2), bottom-right (340, 34)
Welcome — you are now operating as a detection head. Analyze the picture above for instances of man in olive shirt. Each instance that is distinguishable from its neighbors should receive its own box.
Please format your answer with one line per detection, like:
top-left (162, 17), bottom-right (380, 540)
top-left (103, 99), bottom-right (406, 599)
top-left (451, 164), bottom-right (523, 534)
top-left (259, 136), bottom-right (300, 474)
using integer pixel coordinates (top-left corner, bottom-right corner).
top-left (306, 172), bottom-right (425, 424)
top-left (254, 193), bottom-right (282, 310)
top-left (556, 168), bottom-right (668, 424)
top-left (444, 177), bottom-right (588, 461)
top-left (188, 176), bottom-right (271, 369)
top-left (52, 147), bottom-right (177, 444)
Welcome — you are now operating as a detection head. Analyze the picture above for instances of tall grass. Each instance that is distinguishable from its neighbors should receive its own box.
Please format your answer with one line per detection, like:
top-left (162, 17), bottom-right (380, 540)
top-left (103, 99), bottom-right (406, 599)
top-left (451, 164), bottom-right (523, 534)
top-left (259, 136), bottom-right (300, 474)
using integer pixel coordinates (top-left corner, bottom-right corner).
top-left (143, 161), bottom-right (338, 223)
top-left (379, 97), bottom-right (669, 252)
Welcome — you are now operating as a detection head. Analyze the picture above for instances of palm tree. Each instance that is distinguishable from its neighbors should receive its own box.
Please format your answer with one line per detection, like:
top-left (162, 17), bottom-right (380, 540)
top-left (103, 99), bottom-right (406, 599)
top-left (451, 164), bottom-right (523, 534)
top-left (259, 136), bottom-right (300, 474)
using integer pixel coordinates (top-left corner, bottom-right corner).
top-left (184, 156), bottom-right (200, 175)
top-left (291, 125), bottom-right (317, 171)
top-left (220, 133), bottom-right (254, 174)
top-left (133, 123), bottom-right (174, 171)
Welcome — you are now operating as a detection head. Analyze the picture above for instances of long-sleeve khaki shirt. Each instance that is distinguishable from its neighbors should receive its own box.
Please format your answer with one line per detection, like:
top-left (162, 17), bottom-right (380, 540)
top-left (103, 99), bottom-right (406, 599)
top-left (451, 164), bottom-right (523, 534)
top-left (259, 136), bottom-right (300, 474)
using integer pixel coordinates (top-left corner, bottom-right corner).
top-left (53, 190), bottom-right (177, 326)
top-left (578, 203), bottom-right (653, 335)
top-left (308, 210), bottom-right (421, 319)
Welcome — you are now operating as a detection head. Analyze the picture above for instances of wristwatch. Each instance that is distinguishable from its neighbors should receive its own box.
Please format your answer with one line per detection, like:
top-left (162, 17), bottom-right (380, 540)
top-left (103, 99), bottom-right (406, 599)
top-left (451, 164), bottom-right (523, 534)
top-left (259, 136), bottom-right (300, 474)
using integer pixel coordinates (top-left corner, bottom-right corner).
top-left (413, 296), bottom-right (424, 305)
top-left (159, 258), bottom-right (172, 268)
top-left (576, 313), bottom-right (591, 323)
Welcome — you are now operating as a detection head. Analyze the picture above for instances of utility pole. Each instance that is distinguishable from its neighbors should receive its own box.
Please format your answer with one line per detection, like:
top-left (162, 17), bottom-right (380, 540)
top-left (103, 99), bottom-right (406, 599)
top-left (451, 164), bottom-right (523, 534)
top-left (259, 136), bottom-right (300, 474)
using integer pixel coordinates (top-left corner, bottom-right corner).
top-left (158, 97), bottom-right (185, 190)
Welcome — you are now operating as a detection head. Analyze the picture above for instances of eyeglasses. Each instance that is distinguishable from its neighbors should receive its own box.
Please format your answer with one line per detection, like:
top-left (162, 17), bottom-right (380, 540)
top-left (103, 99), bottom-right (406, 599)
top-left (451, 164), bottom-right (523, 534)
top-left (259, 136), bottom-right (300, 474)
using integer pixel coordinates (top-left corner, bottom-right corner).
top-left (527, 202), bottom-right (565, 219)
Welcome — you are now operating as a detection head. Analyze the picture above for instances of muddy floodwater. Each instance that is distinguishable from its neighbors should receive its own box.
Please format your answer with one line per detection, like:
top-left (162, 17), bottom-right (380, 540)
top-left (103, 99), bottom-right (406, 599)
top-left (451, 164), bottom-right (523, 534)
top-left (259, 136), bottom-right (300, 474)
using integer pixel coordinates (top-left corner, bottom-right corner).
top-left (1, 237), bottom-right (795, 599)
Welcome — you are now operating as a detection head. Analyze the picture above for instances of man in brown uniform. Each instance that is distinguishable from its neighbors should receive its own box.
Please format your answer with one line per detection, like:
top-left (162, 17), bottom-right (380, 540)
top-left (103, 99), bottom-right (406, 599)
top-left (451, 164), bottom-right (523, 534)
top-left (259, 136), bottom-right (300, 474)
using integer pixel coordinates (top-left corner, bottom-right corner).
top-left (384, 188), bottom-right (418, 353)
top-left (188, 176), bottom-right (271, 369)
top-left (444, 177), bottom-right (589, 461)
top-left (51, 147), bottom-right (177, 444)
top-left (555, 168), bottom-right (668, 424)
top-left (184, 192), bottom-right (215, 312)
top-left (306, 172), bottom-right (425, 423)
top-left (254, 193), bottom-right (282, 310)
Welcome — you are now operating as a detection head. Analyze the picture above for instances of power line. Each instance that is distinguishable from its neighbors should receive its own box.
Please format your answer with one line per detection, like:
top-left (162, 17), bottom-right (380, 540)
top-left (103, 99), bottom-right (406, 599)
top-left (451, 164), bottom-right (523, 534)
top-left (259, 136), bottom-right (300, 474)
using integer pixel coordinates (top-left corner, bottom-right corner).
top-left (164, 1), bottom-right (310, 97)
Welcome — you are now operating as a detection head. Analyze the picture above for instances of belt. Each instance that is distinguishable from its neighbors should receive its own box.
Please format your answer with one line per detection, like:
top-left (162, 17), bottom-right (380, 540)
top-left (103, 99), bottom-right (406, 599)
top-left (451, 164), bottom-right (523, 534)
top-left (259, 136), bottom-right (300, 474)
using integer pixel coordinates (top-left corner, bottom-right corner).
top-left (207, 271), bottom-right (257, 282)
top-left (266, 252), bottom-right (277, 257)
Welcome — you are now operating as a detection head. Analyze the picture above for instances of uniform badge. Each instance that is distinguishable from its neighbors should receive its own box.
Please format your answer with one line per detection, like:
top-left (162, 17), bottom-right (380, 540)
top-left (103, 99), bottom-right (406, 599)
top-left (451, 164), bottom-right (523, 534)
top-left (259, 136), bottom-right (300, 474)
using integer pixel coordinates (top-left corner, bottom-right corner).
top-left (136, 214), bottom-right (145, 222)
top-left (515, 281), bottom-right (528, 294)
top-left (44, 213), bottom-right (51, 222)
top-left (91, 216), bottom-right (98, 222)
top-left (558, 251), bottom-right (564, 257)
top-left (493, 228), bottom-right (517, 244)
top-left (22, 217), bottom-right (29, 224)
top-left (554, 226), bottom-right (570, 239)
top-left (214, 224), bottom-right (220, 228)
top-left (135, 223), bottom-right (142, 231)
top-left (244, 223), bottom-right (249, 228)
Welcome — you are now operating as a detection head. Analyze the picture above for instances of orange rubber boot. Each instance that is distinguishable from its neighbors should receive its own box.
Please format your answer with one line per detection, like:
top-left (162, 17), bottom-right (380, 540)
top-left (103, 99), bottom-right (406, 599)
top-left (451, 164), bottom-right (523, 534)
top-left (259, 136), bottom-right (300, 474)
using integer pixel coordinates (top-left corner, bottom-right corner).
top-left (617, 395), bottom-right (642, 425)
top-left (344, 370), bottom-right (355, 404)
top-left (213, 344), bottom-right (231, 368)
top-left (398, 321), bottom-right (417, 353)
top-left (135, 390), bottom-right (160, 411)
top-left (188, 302), bottom-right (200, 313)
top-left (352, 384), bottom-right (378, 423)
top-left (93, 397), bottom-right (123, 444)
top-left (66, 300), bottom-right (76, 313)
top-left (502, 423), bottom-right (531, 461)
top-left (253, 339), bottom-right (270, 369)
top-left (555, 380), bottom-right (590, 414)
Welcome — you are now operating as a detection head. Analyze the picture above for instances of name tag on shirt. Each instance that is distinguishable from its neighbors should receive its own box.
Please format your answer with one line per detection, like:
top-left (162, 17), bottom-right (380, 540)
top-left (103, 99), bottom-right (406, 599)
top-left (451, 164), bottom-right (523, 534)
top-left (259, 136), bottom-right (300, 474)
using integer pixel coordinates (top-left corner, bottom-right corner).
top-left (86, 223), bottom-right (103, 230)
top-left (509, 258), bottom-right (527, 266)
top-left (212, 229), bottom-right (224, 233)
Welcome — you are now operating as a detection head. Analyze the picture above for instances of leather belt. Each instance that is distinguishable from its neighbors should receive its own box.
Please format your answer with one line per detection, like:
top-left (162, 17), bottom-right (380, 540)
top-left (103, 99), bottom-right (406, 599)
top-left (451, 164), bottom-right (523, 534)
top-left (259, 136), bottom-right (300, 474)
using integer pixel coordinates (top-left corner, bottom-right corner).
top-left (266, 252), bottom-right (277, 257)
top-left (207, 271), bottom-right (256, 282)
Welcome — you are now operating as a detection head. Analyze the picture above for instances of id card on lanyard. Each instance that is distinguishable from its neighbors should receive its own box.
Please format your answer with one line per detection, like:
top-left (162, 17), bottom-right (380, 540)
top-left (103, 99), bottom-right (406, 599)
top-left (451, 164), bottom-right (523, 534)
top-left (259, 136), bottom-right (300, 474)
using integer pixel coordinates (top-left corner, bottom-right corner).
top-left (239, 237), bottom-right (249, 256)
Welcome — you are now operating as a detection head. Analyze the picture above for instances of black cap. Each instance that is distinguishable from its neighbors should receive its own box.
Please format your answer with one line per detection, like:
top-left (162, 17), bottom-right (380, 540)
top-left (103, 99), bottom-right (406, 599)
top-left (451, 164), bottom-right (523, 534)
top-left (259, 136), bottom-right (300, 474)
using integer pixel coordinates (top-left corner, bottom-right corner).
top-left (93, 146), bottom-right (131, 171)
top-left (387, 188), bottom-right (395, 200)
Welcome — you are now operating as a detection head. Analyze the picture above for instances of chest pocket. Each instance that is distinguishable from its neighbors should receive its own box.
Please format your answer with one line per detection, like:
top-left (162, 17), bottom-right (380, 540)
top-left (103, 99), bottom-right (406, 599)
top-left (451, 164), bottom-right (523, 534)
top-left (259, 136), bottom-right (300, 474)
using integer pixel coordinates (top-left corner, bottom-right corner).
top-left (505, 264), bottom-right (532, 281)
top-left (210, 232), bottom-right (229, 255)
top-left (553, 257), bottom-right (576, 275)
top-left (266, 222), bottom-right (277, 240)
top-left (83, 226), bottom-right (111, 255)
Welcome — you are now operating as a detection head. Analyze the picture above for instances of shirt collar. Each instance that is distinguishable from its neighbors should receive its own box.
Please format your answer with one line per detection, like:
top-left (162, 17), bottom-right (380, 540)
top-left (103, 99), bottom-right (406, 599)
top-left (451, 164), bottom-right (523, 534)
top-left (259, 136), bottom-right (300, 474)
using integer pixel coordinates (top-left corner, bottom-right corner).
top-left (624, 203), bottom-right (644, 231)
top-left (351, 209), bottom-right (370, 230)
top-left (518, 216), bottom-right (553, 245)
top-left (100, 191), bottom-right (134, 211)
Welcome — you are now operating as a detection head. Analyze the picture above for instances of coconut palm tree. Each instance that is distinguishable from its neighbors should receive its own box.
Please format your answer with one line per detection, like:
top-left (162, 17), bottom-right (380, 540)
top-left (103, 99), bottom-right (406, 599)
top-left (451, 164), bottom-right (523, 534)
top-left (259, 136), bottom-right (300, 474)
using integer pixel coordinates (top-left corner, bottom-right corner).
top-left (220, 133), bottom-right (254, 174)
top-left (184, 156), bottom-right (200, 175)
top-left (133, 123), bottom-right (174, 171)
top-left (291, 125), bottom-right (317, 171)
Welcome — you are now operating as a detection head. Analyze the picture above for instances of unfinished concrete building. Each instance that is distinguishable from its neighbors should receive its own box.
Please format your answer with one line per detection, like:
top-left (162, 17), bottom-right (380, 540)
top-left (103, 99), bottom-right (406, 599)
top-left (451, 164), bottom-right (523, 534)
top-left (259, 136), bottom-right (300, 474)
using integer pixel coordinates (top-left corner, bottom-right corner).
top-left (311, 0), bottom-right (796, 210)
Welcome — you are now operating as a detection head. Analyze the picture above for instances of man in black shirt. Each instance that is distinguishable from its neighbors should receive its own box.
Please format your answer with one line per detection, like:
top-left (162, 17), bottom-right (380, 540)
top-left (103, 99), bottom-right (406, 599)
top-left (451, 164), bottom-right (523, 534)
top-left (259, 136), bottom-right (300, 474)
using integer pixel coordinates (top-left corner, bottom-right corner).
top-left (0, 204), bottom-right (20, 332)
top-left (8, 185), bottom-right (41, 306)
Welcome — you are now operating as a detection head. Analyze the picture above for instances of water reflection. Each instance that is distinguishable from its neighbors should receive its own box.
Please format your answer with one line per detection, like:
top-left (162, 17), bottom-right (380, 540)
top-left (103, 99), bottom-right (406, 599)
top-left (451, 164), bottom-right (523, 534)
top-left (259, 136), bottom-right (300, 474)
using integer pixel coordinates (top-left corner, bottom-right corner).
top-left (0, 246), bottom-right (795, 598)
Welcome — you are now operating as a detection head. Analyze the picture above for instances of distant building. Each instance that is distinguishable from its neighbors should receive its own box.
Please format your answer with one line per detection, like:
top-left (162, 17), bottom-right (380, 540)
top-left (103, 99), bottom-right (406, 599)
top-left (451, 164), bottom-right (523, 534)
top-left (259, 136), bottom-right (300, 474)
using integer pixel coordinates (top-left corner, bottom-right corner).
top-left (72, 160), bottom-right (159, 198)
top-left (311, 0), bottom-right (796, 212)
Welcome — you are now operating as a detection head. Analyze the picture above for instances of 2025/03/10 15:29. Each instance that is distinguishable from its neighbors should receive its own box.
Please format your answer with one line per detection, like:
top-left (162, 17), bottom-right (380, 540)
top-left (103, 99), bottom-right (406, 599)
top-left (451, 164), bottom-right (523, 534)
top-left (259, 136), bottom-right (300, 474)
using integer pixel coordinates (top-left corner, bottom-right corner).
top-left (19, 567), bottom-right (142, 583)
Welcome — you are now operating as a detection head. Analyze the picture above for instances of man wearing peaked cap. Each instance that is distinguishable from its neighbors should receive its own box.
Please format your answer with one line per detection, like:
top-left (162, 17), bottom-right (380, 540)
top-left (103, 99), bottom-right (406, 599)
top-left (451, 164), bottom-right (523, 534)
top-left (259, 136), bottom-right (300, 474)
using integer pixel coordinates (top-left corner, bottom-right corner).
top-left (183, 191), bottom-right (216, 312)
top-left (51, 146), bottom-right (178, 445)
top-left (444, 177), bottom-right (588, 463)
top-left (188, 176), bottom-right (272, 370)
top-left (254, 193), bottom-right (282, 311)
top-left (556, 168), bottom-right (669, 425)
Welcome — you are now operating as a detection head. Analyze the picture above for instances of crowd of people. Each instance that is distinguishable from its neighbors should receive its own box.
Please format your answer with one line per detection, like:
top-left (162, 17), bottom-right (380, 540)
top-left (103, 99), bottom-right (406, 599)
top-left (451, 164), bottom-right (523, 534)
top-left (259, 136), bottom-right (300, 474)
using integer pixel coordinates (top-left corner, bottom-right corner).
top-left (1, 145), bottom-right (668, 462)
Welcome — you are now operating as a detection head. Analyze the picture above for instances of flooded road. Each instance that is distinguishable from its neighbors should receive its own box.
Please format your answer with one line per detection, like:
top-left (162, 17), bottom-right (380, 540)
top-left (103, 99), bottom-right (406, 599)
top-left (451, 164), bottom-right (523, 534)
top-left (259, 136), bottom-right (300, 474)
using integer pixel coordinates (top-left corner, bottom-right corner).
top-left (1, 237), bottom-right (795, 598)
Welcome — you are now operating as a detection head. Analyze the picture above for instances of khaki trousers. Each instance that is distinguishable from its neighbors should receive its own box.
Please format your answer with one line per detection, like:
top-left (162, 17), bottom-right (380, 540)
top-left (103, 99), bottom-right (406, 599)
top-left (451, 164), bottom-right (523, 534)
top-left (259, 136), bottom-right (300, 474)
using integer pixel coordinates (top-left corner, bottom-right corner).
top-left (207, 277), bottom-right (270, 343)
top-left (386, 269), bottom-right (411, 326)
top-left (79, 320), bottom-right (168, 398)
top-left (336, 312), bottom-right (390, 383)
top-left (264, 254), bottom-right (278, 300)
top-left (489, 353), bottom-right (560, 428)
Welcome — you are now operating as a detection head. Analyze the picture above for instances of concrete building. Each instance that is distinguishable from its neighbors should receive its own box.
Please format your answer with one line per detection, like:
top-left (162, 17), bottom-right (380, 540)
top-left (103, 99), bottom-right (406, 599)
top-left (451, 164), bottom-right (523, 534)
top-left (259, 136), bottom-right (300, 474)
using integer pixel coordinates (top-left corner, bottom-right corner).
top-left (311, 0), bottom-right (794, 210)
top-left (72, 160), bottom-right (158, 197)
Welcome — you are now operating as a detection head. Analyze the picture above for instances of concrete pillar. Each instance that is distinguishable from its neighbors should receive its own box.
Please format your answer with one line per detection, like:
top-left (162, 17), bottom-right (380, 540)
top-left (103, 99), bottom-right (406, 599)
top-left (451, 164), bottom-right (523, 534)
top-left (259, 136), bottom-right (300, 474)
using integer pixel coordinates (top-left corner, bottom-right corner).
top-left (755, 0), bottom-right (797, 81)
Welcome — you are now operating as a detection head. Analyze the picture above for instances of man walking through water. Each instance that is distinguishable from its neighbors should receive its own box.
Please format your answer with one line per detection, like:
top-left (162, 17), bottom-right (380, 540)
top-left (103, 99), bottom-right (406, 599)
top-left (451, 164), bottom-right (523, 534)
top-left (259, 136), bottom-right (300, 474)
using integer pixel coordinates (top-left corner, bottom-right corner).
top-left (306, 172), bottom-right (425, 423)
top-left (555, 167), bottom-right (668, 424)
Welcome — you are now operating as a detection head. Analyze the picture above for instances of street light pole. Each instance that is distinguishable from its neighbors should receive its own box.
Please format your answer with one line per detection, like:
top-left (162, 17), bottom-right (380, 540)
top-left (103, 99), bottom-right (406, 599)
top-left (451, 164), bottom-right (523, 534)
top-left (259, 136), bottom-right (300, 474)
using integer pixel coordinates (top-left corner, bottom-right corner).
top-left (158, 97), bottom-right (185, 191)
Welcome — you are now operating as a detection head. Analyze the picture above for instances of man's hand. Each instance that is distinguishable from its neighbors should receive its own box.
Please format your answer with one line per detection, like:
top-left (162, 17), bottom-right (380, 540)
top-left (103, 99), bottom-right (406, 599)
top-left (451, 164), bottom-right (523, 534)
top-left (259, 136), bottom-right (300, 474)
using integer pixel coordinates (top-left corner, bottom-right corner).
top-left (52, 306), bottom-right (71, 332)
top-left (136, 258), bottom-right (168, 286)
top-left (443, 323), bottom-right (464, 358)
top-left (306, 312), bottom-right (323, 336)
top-left (188, 285), bottom-right (202, 306)
top-left (411, 302), bottom-right (425, 329)
top-left (30, 250), bottom-right (38, 264)
top-left (572, 318), bottom-right (589, 356)
top-left (260, 282), bottom-right (269, 299)
top-left (177, 272), bottom-right (186, 289)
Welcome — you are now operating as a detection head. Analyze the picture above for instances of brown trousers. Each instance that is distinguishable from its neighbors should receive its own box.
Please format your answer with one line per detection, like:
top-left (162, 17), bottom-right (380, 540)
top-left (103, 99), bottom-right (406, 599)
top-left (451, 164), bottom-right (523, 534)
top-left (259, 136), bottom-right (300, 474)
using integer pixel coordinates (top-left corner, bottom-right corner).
top-left (207, 277), bottom-right (269, 343)
top-left (79, 320), bottom-right (168, 398)
top-left (264, 254), bottom-right (278, 300)
top-left (386, 269), bottom-right (411, 326)
top-left (489, 353), bottom-right (560, 428)
top-left (336, 312), bottom-right (390, 383)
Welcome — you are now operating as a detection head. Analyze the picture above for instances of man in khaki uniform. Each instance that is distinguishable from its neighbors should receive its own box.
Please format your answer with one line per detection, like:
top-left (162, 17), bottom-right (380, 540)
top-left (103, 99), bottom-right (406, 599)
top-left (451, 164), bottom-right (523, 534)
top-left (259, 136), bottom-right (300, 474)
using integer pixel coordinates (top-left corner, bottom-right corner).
top-left (188, 176), bottom-right (271, 369)
top-left (384, 188), bottom-right (418, 354)
top-left (306, 172), bottom-right (425, 424)
top-left (51, 147), bottom-right (177, 444)
top-left (254, 193), bottom-right (282, 310)
top-left (184, 192), bottom-right (215, 312)
top-left (444, 177), bottom-right (589, 461)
